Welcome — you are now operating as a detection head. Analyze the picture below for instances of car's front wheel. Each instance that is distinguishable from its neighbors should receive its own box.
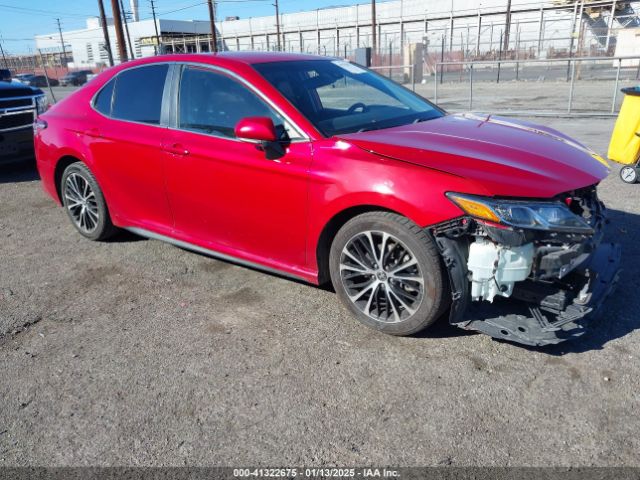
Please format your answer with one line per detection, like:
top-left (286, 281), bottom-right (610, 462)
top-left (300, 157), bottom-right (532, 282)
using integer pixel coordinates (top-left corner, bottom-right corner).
top-left (60, 162), bottom-right (117, 241)
top-left (329, 212), bottom-right (449, 336)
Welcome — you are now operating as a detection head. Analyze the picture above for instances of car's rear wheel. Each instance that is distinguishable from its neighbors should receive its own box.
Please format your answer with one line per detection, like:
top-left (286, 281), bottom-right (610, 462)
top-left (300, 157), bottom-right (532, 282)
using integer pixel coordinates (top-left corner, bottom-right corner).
top-left (61, 162), bottom-right (117, 241)
top-left (329, 212), bottom-right (449, 336)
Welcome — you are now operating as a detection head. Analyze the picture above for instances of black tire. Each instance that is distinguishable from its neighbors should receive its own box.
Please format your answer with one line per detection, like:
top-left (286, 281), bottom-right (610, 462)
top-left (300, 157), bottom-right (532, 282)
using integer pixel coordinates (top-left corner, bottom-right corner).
top-left (60, 162), bottom-right (118, 241)
top-left (620, 165), bottom-right (638, 184)
top-left (329, 211), bottom-right (449, 336)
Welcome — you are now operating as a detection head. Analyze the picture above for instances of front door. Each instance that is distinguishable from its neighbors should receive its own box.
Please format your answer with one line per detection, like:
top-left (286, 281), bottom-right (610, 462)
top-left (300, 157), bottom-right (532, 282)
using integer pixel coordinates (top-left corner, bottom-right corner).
top-left (163, 65), bottom-right (312, 271)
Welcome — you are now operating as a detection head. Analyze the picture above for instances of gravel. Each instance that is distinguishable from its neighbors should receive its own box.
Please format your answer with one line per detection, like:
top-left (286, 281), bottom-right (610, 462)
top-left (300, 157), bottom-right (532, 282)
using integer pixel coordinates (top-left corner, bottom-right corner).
top-left (1, 112), bottom-right (639, 466)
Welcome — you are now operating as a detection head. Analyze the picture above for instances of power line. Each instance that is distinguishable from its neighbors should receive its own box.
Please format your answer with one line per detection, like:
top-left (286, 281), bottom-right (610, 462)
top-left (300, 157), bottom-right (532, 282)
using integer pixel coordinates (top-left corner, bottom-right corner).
top-left (0, 3), bottom-right (94, 18)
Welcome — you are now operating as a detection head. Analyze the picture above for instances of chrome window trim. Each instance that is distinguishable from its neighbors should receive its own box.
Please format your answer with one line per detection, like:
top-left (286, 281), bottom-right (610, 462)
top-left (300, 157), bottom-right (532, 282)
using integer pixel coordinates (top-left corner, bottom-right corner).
top-left (172, 61), bottom-right (309, 143)
top-left (89, 60), bottom-right (311, 143)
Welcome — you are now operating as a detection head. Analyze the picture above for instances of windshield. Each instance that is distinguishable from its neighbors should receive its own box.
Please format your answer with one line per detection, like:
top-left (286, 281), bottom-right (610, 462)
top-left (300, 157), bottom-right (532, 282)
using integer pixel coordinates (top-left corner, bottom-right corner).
top-left (253, 59), bottom-right (444, 137)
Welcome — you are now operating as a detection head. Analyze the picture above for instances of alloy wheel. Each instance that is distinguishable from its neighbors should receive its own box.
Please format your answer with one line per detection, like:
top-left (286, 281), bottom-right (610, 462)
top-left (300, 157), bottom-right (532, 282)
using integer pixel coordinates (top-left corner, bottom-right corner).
top-left (339, 230), bottom-right (425, 324)
top-left (64, 172), bottom-right (99, 233)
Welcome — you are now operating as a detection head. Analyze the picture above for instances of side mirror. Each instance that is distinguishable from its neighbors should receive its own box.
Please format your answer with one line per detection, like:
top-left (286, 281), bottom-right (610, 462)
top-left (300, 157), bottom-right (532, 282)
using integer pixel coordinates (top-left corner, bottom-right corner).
top-left (235, 117), bottom-right (278, 143)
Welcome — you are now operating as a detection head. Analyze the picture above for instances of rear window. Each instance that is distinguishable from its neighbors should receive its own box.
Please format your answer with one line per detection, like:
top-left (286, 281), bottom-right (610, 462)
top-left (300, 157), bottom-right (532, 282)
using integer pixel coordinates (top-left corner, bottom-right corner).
top-left (94, 78), bottom-right (115, 116)
top-left (111, 64), bottom-right (168, 125)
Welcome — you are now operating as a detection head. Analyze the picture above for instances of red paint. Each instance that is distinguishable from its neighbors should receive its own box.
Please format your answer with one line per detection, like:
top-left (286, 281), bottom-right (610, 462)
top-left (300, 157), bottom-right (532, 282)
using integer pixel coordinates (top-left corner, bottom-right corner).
top-left (234, 117), bottom-right (277, 142)
top-left (35, 53), bottom-right (610, 284)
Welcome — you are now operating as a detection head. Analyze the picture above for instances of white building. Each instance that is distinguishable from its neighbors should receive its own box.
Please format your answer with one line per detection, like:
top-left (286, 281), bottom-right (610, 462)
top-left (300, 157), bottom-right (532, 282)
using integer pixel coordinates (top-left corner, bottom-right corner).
top-left (34, 15), bottom-right (215, 68)
top-left (33, 0), bottom-right (640, 68)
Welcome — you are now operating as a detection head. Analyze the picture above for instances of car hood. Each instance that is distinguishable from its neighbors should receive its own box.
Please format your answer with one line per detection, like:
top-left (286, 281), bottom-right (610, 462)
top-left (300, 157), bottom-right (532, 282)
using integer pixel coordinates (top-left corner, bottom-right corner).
top-left (337, 113), bottom-right (610, 198)
top-left (0, 79), bottom-right (41, 98)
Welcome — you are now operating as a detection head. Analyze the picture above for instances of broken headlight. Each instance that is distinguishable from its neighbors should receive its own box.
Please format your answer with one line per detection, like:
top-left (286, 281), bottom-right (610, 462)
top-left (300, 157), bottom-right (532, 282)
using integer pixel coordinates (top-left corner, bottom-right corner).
top-left (446, 192), bottom-right (594, 234)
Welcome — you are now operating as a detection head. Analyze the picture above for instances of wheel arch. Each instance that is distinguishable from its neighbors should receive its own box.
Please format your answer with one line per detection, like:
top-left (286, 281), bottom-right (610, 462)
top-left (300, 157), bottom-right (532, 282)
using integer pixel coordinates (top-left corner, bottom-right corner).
top-left (315, 204), bottom-right (403, 285)
top-left (54, 155), bottom-right (85, 203)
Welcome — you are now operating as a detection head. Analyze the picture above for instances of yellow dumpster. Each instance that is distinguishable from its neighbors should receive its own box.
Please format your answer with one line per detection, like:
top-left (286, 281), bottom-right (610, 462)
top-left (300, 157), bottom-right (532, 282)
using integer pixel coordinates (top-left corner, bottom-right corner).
top-left (608, 86), bottom-right (640, 183)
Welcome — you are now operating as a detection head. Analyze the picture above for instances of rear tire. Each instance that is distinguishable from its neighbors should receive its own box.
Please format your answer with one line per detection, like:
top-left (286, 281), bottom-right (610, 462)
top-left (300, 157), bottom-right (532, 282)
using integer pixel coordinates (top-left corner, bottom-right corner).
top-left (329, 211), bottom-right (449, 336)
top-left (60, 162), bottom-right (118, 241)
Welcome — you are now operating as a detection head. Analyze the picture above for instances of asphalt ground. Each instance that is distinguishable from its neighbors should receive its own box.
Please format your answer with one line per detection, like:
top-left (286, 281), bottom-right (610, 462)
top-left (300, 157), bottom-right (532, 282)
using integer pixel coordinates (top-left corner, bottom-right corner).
top-left (1, 85), bottom-right (639, 466)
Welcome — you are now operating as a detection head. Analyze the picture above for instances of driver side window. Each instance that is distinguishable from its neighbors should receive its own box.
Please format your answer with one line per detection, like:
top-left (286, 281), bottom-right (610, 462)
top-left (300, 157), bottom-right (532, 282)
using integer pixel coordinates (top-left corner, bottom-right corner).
top-left (178, 66), bottom-right (295, 140)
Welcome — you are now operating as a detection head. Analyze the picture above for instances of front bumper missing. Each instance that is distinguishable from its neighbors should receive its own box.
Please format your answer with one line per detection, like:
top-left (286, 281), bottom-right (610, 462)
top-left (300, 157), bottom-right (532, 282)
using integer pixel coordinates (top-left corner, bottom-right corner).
top-left (437, 238), bottom-right (621, 346)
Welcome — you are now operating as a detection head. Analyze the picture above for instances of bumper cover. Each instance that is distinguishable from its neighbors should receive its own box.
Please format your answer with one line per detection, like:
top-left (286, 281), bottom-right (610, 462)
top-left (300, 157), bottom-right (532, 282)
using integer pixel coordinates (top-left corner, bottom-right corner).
top-left (439, 238), bottom-right (621, 346)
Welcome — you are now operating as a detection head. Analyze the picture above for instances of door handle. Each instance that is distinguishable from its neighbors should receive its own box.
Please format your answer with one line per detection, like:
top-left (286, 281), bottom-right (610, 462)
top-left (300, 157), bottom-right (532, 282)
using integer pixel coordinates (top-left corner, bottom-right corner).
top-left (162, 142), bottom-right (190, 156)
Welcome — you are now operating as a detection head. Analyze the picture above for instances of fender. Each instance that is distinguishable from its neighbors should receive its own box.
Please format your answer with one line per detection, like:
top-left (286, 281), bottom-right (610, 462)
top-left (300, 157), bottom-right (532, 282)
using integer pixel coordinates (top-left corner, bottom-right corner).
top-left (304, 138), bottom-right (489, 274)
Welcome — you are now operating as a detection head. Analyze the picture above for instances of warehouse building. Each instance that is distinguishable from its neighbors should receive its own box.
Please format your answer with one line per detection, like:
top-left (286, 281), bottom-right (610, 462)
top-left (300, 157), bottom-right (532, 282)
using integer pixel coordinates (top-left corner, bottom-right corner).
top-left (32, 0), bottom-right (640, 69)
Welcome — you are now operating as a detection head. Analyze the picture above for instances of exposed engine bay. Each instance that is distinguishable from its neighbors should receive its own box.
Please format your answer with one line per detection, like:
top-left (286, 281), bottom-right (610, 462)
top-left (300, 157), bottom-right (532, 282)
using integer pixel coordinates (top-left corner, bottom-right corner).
top-left (433, 186), bottom-right (621, 346)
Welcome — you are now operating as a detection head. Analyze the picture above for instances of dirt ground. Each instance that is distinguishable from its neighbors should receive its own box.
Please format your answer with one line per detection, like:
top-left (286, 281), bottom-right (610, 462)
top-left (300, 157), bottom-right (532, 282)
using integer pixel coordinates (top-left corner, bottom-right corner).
top-left (1, 83), bottom-right (639, 466)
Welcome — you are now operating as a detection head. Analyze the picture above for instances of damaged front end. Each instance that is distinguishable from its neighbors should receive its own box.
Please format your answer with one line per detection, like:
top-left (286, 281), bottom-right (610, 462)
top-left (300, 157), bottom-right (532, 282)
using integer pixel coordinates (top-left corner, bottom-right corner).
top-left (433, 186), bottom-right (621, 346)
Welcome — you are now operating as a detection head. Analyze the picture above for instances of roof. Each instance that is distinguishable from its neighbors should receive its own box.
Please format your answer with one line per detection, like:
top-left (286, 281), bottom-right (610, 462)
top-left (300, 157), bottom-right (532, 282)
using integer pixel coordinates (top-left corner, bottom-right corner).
top-left (143, 51), bottom-right (334, 66)
top-left (99, 51), bottom-right (337, 83)
top-left (212, 51), bottom-right (334, 64)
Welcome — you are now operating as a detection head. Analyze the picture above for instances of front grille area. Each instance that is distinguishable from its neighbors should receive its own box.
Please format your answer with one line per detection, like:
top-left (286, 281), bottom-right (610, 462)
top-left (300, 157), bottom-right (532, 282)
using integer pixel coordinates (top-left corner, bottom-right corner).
top-left (0, 111), bottom-right (34, 131)
top-left (0, 98), bottom-right (32, 109)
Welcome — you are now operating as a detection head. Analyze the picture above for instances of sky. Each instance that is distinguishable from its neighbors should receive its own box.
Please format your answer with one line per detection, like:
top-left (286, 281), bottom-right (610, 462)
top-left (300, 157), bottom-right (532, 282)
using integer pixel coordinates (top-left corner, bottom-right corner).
top-left (0, 0), bottom-right (366, 55)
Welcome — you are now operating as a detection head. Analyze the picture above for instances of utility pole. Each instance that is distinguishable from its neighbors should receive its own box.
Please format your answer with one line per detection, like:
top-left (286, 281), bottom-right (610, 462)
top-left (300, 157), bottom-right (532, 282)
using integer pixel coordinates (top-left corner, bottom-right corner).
top-left (502, 0), bottom-right (512, 54)
top-left (56, 19), bottom-right (68, 68)
top-left (274, 0), bottom-right (282, 51)
top-left (0, 38), bottom-right (7, 68)
top-left (371, 0), bottom-right (377, 62)
top-left (111, 0), bottom-right (128, 62)
top-left (97, 0), bottom-right (114, 66)
top-left (207, 0), bottom-right (218, 52)
top-left (119, 0), bottom-right (135, 59)
top-left (149, 0), bottom-right (160, 54)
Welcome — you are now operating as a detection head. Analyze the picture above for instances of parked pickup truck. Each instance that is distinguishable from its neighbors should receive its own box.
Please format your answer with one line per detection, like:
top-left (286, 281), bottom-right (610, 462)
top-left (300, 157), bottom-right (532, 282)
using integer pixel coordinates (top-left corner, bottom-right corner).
top-left (0, 69), bottom-right (48, 164)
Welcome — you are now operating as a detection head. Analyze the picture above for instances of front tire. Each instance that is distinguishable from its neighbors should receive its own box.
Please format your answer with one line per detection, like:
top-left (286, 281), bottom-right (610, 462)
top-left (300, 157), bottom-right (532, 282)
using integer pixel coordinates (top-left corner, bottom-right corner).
top-left (60, 162), bottom-right (117, 241)
top-left (329, 212), bottom-right (449, 336)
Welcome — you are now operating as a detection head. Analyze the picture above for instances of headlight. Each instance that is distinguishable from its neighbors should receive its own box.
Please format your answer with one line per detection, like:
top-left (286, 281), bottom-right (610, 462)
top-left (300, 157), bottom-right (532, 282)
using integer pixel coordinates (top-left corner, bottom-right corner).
top-left (35, 95), bottom-right (49, 115)
top-left (446, 192), bottom-right (594, 234)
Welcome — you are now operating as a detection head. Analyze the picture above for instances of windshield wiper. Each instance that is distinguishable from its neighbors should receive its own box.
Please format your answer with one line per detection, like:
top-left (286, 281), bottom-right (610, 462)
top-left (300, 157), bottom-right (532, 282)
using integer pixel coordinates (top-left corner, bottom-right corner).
top-left (412, 115), bottom-right (437, 124)
top-left (357, 126), bottom-right (378, 133)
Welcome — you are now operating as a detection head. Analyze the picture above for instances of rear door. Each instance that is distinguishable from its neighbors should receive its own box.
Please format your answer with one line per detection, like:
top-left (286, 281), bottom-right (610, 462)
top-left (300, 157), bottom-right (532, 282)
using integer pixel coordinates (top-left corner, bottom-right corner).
top-left (87, 63), bottom-right (174, 232)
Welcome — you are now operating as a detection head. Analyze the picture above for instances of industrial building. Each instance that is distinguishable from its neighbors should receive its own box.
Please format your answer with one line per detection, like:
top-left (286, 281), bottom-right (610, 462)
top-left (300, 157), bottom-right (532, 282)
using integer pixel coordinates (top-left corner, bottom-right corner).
top-left (29, 0), bottom-right (640, 70)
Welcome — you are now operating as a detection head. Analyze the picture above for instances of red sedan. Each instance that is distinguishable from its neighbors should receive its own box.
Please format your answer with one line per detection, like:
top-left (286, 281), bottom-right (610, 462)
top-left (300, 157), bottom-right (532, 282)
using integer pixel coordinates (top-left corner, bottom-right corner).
top-left (34, 52), bottom-right (620, 346)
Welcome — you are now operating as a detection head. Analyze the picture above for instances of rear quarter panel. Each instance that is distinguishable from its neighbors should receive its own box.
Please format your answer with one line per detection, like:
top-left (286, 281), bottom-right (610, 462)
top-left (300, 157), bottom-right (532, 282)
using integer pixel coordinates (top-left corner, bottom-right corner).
top-left (35, 71), bottom-right (114, 206)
